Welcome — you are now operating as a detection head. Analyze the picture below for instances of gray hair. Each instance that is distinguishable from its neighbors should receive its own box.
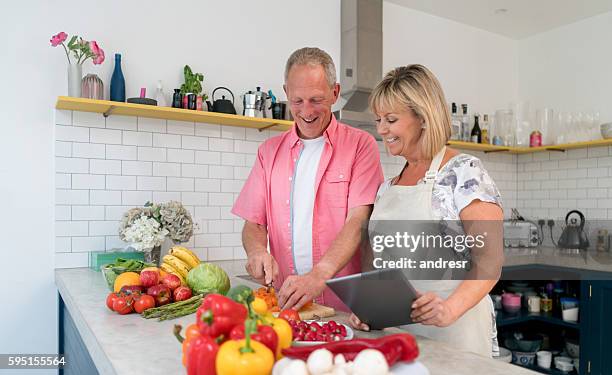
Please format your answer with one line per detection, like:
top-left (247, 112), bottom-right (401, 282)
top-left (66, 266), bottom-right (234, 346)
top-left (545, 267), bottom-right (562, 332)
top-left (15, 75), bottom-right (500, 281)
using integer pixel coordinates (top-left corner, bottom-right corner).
top-left (284, 47), bottom-right (337, 87)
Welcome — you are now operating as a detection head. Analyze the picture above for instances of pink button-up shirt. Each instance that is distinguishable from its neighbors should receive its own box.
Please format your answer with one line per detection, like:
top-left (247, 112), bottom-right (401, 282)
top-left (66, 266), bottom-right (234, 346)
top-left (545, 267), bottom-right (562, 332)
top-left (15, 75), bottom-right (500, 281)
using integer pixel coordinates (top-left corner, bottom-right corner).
top-left (231, 115), bottom-right (383, 311)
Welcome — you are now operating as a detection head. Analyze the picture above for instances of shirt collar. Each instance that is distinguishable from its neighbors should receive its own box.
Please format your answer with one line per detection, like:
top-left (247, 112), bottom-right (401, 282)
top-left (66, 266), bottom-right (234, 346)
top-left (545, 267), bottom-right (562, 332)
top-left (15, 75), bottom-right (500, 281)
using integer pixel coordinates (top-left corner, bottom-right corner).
top-left (288, 113), bottom-right (339, 149)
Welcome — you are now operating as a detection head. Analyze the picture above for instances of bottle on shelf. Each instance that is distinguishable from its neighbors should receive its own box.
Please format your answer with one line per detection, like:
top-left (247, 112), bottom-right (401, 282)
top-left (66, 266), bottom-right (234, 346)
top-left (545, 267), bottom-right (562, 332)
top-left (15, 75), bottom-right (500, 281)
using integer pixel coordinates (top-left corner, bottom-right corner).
top-left (461, 104), bottom-right (470, 141)
top-left (481, 114), bottom-right (490, 144)
top-left (471, 114), bottom-right (482, 143)
top-left (110, 53), bottom-right (126, 102)
top-left (155, 80), bottom-right (167, 107)
top-left (450, 102), bottom-right (461, 140)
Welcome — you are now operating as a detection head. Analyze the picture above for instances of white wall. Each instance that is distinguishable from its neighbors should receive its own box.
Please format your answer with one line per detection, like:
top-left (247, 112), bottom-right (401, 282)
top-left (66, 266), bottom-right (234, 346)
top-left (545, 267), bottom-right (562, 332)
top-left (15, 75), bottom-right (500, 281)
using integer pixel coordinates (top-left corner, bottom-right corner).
top-left (518, 11), bottom-right (612, 124)
top-left (0, 0), bottom-right (340, 361)
top-left (383, 2), bottom-right (519, 117)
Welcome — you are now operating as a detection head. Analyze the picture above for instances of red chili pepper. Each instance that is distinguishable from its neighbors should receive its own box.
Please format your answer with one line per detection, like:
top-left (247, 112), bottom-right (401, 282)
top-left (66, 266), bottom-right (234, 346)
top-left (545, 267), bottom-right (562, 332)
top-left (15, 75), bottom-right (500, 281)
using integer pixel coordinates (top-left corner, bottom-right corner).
top-left (282, 334), bottom-right (419, 366)
top-left (229, 323), bottom-right (278, 355)
top-left (186, 334), bottom-right (219, 375)
top-left (196, 294), bottom-right (247, 338)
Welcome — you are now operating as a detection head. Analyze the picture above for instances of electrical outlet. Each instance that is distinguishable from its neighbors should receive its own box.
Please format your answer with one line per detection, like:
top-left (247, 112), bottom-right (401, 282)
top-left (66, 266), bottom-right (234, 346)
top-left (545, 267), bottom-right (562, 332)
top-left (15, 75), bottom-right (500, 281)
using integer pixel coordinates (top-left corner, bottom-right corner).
top-left (194, 218), bottom-right (205, 234)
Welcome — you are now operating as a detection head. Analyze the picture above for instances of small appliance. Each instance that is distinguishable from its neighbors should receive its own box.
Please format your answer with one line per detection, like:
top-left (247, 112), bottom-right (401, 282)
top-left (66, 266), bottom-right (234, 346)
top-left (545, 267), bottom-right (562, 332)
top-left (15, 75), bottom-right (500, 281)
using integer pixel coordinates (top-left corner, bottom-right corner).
top-left (503, 221), bottom-right (540, 248)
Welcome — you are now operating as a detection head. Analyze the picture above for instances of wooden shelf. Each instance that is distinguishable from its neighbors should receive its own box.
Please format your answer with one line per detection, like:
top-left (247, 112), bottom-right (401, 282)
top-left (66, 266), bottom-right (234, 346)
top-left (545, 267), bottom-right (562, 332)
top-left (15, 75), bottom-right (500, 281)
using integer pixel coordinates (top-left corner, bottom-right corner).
top-left (448, 140), bottom-right (612, 154)
top-left (55, 96), bottom-right (293, 132)
top-left (55, 97), bottom-right (611, 154)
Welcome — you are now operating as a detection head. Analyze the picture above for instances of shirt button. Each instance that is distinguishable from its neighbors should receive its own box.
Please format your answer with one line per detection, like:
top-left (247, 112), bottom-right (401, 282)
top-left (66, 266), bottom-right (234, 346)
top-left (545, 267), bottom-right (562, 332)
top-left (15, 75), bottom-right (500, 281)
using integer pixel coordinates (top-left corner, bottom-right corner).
top-left (339, 174), bottom-right (344, 178)
top-left (288, 222), bottom-right (291, 227)
top-left (293, 158), bottom-right (297, 162)
top-left (289, 176), bottom-right (292, 181)
top-left (286, 200), bottom-right (290, 204)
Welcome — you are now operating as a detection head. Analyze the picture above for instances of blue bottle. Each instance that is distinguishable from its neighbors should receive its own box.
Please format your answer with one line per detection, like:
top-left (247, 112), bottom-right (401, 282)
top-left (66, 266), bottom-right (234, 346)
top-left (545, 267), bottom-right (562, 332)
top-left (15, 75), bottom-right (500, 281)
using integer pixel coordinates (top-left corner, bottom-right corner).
top-left (110, 53), bottom-right (125, 102)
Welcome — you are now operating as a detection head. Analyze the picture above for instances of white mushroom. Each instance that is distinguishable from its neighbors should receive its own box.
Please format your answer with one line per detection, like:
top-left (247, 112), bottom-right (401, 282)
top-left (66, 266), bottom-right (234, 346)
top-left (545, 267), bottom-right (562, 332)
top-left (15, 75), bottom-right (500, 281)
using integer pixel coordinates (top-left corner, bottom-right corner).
top-left (352, 349), bottom-right (389, 375)
top-left (281, 359), bottom-right (309, 375)
top-left (272, 357), bottom-right (293, 375)
top-left (334, 354), bottom-right (347, 366)
top-left (307, 348), bottom-right (334, 375)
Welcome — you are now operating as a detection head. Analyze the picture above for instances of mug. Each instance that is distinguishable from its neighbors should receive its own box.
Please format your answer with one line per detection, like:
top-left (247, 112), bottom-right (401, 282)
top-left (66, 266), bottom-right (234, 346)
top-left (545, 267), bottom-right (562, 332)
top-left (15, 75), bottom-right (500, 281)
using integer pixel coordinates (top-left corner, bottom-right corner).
top-left (537, 351), bottom-right (552, 369)
top-left (528, 296), bottom-right (541, 312)
top-left (541, 298), bottom-right (553, 312)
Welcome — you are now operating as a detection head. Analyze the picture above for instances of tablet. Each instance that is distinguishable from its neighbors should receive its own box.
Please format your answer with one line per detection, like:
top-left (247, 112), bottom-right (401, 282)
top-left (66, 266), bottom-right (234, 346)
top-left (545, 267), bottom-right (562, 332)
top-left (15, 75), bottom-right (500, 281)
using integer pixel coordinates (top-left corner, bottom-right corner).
top-left (326, 268), bottom-right (418, 330)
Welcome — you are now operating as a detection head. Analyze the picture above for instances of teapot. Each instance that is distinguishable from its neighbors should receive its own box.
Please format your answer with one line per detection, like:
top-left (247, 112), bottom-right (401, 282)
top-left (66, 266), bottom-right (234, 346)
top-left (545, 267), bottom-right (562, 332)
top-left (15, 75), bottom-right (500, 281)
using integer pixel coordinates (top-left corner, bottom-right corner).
top-left (557, 210), bottom-right (589, 250)
top-left (206, 87), bottom-right (236, 114)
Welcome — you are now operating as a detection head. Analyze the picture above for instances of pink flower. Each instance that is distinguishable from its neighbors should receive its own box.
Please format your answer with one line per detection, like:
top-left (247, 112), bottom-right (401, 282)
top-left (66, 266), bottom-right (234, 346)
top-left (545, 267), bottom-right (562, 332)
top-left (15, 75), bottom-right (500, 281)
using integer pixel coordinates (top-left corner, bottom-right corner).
top-left (50, 31), bottom-right (67, 47)
top-left (93, 48), bottom-right (105, 65)
top-left (89, 40), bottom-right (101, 56)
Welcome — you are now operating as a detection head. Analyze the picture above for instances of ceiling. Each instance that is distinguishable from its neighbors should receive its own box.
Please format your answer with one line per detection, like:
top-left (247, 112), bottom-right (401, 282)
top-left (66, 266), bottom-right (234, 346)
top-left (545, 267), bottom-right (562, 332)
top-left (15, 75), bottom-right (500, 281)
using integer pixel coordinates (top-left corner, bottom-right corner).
top-left (386, 0), bottom-right (612, 39)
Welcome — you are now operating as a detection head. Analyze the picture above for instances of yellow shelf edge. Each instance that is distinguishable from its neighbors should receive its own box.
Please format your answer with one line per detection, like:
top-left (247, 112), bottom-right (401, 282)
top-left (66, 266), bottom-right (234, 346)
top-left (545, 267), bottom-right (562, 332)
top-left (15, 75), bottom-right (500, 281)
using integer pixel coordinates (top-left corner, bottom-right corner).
top-left (55, 96), bottom-right (293, 132)
top-left (448, 139), bottom-right (612, 154)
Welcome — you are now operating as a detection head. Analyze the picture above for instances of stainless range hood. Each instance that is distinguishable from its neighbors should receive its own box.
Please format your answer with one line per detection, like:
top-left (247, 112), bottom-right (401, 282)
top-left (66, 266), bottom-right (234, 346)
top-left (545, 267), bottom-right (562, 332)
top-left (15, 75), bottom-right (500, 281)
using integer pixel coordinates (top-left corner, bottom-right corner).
top-left (334, 0), bottom-right (383, 140)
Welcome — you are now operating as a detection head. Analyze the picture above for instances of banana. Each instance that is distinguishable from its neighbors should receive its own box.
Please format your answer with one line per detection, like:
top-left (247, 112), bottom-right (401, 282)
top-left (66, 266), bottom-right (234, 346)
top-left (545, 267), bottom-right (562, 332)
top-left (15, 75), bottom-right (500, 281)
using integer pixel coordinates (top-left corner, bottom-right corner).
top-left (160, 262), bottom-right (186, 284)
top-left (163, 254), bottom-right (191, 279)
top-left (169, 246), bottom-right (201, 269)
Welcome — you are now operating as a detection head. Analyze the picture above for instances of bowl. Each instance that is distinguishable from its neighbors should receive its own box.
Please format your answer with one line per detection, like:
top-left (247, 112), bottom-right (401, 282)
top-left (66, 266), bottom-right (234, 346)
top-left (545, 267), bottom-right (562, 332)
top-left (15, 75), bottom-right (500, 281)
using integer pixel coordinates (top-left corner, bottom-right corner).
top-left (601, 123), bottom-right (612, 139)
top-left (504, 333), bottom-right (543, 352)
top-left (565, 339), bottom-right (580, 358)
top-left (555, 357), bottom-right (573, 373)
top-left (494, 347), bottom-right (512, 363)
top-left (562, 307), bottom-right (579, 322)
top-left (512, 351), bottom-right (536, 367)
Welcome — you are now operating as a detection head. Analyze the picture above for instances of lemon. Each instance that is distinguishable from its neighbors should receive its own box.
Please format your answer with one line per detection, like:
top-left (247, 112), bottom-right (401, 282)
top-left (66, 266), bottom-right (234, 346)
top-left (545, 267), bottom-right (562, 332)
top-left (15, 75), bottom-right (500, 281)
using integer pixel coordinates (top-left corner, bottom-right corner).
top-left (251, 297), bottom-right (268, 314)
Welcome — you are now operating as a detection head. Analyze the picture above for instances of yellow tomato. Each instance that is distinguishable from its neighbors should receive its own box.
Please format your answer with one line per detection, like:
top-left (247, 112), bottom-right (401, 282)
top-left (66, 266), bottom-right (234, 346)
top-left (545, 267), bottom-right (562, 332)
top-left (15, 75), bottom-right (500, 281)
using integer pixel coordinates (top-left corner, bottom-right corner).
top-left (251, 297), bottom-right (268, 315)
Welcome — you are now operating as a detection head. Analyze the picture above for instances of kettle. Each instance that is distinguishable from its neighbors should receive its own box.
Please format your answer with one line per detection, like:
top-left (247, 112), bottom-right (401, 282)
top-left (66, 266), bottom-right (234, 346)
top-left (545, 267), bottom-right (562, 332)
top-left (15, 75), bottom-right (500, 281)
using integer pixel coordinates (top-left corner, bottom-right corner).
top-left (206, 87), bottom-right (236, 114)
top-left (557, 210), bottom-right (589, 250)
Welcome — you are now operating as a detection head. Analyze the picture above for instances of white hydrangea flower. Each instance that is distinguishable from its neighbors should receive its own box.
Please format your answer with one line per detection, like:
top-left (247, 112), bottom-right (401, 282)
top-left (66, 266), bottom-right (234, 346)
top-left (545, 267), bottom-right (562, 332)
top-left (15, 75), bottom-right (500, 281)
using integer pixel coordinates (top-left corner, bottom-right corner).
top-left (121, 216), bottom-right (169, 251)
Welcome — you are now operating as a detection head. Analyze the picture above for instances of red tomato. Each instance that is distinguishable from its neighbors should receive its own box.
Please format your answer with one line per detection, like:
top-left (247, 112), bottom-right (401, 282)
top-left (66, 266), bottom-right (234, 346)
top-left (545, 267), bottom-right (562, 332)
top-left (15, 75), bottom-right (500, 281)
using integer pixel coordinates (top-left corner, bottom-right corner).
top-left (134, 295), bottom-right (155, 314)
top-left (112, 296), bottom-right (134, 315)
top-left (106, 293), bottom-right (120, 311)
top-left (279, 309), bottom-right (301, 322)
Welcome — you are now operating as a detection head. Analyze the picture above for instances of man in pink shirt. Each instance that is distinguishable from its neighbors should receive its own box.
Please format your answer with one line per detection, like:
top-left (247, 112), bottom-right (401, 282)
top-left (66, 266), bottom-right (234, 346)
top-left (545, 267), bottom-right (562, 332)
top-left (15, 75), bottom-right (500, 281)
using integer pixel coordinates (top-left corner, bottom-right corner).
top-left (231, 47), bottom-right (383, 311)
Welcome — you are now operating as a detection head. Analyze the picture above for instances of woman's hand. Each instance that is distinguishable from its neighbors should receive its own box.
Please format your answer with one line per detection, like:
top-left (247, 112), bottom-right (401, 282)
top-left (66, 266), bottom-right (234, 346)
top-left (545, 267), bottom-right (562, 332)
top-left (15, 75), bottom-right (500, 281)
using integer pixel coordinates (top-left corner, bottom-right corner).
top-left (348, 313), bottom-right (370, 331)
top-left (411, 292), bottom-right (458, 327)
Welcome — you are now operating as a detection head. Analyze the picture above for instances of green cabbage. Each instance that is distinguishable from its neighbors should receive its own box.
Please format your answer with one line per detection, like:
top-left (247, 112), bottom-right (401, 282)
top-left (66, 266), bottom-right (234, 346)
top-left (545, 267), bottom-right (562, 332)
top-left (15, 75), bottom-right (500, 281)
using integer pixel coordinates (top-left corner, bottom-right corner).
top-left (187, 263), bottom-right (230, 295)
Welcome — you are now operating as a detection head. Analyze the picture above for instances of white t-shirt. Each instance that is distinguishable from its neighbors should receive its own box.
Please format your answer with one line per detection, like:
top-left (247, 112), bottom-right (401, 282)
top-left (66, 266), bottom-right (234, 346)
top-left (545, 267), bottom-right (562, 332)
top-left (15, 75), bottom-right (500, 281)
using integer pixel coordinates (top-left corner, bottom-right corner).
top-left (291, 136), bottom-right (326, 275)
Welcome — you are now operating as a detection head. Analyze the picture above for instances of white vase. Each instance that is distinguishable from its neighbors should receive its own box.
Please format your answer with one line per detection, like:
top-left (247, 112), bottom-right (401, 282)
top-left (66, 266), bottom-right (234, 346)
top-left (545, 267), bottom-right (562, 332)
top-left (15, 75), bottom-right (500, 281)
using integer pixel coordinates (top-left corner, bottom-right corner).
top-left (67, 63), bottom-right (82, 97)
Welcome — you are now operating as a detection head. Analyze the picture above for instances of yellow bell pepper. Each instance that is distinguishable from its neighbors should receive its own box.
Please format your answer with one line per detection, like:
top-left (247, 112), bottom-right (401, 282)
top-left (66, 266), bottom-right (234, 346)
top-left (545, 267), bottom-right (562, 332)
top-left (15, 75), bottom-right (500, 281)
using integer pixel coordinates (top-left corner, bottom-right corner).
top-left (251, 297), bottom-right (268, 315)
top-left (269, 317), bottom-right (292, 359)
top-left (215, 339), bottom-right (274, 375)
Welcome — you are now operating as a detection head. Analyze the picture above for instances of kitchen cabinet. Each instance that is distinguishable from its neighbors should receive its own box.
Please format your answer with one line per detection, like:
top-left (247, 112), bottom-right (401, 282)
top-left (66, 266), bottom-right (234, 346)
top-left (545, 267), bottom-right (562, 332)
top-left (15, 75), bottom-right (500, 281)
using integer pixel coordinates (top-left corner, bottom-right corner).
top-left (58, 293), bottom-right (98, 375)
top-left (496, 265), bottom-right (612, 375)
top-left (580, 281), bottom-right (612, 375)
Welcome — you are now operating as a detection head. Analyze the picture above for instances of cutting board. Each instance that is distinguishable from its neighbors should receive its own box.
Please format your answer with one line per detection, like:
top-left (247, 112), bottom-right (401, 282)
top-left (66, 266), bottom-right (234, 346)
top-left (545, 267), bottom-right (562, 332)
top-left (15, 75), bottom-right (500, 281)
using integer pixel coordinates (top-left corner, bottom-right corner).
top-left (297, 303), bottom-right (335, 320)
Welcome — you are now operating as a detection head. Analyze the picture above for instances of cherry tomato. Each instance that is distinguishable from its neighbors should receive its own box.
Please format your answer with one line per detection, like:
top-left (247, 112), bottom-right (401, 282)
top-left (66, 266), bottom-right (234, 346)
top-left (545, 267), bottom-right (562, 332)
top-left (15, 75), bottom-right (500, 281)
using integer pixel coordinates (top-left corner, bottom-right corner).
top-left (112, 296), bottom-right (134, 315)
top-left (133, 295), bottom-right (155, 314)
top-left (106, 293), bottom-right (120, 311)
top-left (278, 309), bottom-right (301, 322)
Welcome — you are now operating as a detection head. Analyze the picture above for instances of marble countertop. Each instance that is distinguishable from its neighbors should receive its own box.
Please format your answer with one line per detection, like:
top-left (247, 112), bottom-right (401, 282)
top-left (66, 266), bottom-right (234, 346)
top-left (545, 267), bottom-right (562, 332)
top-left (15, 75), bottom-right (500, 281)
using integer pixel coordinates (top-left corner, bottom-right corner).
top-left (56, 260), bottom-right (537, 375)
top-left (504, 246), bottom-right (612, 273)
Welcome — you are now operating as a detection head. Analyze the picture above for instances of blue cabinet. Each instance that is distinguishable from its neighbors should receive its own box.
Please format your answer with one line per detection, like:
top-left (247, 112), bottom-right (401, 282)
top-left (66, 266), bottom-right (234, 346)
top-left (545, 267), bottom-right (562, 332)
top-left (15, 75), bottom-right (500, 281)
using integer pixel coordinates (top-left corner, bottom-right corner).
top-left (581, 281), bottom-right (612, 375)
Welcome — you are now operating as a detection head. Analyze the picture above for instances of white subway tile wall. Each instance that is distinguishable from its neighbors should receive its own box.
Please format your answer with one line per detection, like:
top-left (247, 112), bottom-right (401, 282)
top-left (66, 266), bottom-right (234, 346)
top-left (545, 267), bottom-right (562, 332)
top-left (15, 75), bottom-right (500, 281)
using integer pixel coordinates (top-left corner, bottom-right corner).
top-left (54, 110), bottom-right (524, 268)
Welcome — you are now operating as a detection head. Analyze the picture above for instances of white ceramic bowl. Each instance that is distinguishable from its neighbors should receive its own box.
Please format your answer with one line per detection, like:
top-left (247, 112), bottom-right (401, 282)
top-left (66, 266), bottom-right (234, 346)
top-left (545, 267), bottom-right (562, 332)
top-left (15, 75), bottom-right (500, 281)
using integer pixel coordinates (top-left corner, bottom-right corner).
top-left (494, 347), bottom-right (512, 363)
top-left (556, 360), bottom-right (574, 372)
top-left (291, 320), bottom-right (354, 346)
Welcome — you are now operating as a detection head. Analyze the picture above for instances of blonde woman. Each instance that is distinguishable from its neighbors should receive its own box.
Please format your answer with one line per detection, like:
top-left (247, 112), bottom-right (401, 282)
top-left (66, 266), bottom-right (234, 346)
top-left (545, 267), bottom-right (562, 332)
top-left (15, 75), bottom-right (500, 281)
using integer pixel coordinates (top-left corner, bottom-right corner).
top-left (349, 65), bottom-right (504, 357)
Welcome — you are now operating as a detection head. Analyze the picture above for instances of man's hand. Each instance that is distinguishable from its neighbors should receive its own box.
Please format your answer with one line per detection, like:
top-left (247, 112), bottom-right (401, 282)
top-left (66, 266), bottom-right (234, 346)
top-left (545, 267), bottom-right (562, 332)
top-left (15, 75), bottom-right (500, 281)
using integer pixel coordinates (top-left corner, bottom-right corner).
top-left (278, 270), bottom-right (327, 310)
top-left (245, 251), bottom-right (279, 285)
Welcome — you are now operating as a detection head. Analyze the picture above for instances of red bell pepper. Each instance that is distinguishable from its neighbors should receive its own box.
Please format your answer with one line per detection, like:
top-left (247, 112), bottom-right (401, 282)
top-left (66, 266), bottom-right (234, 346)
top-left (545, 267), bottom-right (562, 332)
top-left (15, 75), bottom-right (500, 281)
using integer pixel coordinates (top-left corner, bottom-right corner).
top-left (186, 334), bottom-right (219, 375)
top-left (196, 294), bottom-right (247, 339)
top-left (282, 333), bottom-right (419, 366)
top-left (229, 322), bottom-right (278, 355)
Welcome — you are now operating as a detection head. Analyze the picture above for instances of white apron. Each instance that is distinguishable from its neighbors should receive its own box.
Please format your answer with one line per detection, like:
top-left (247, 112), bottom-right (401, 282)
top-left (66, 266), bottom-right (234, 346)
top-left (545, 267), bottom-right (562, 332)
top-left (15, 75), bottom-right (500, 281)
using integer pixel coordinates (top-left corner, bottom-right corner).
top-left (369, 147), bottom-right (493, 358)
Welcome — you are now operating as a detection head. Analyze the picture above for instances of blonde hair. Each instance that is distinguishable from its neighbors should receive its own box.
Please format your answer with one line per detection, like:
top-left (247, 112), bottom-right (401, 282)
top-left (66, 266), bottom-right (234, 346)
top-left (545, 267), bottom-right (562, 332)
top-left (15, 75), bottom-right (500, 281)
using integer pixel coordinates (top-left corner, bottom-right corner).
top-left (369, 64), bottom-right (451, 159)
top-left (285, 47), bottom-right (336, 88)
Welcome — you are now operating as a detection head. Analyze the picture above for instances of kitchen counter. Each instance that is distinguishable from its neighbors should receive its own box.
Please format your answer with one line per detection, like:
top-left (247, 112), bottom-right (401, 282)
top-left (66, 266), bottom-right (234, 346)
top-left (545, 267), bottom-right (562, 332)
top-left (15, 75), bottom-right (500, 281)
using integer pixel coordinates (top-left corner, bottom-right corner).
top-left (55, 260), bottom-right (537, 375)
top-left (504, 246), bottom-right (612, 274)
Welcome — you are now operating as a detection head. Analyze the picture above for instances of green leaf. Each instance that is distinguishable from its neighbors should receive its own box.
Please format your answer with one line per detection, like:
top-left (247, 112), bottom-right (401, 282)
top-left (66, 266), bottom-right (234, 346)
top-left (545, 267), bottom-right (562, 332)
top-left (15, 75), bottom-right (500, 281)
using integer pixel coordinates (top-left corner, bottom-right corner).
top-left (67, 35), bottom-right (77, 49)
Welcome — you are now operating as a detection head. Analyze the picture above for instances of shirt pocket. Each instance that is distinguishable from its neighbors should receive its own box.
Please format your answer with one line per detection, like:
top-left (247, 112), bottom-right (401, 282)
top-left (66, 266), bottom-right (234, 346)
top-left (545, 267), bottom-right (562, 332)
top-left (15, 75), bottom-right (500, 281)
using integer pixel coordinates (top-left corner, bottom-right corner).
top-left (321, 169), bottom-right (350, 207)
